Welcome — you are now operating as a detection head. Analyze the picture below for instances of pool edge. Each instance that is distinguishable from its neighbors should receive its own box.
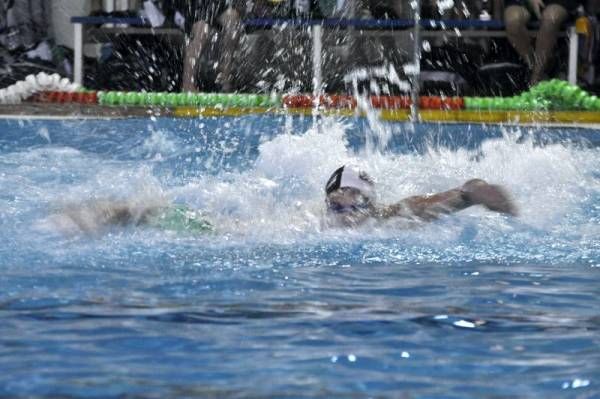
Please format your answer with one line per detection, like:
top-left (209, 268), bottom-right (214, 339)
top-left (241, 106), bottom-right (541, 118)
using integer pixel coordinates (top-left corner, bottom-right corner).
top-left (0, 104), bottom-right (599, 128)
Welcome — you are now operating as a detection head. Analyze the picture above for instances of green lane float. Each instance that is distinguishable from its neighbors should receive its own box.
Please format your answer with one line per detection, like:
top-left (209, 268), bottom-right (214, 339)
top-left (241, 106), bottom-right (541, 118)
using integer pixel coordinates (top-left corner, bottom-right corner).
top-left (16, 78), bottom-right (600, 124)
top-left (94, 91), bottom-right (294, 108)
top-left (42, 79), bottom-right (600, 112)
top-left (464, 80), bottom-right (600, 111)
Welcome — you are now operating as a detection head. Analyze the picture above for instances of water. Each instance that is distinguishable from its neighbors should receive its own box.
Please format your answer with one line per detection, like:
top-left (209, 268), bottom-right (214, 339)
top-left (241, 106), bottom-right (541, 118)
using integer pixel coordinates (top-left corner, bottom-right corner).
top-left (1, 115), bottom-right (599, 398)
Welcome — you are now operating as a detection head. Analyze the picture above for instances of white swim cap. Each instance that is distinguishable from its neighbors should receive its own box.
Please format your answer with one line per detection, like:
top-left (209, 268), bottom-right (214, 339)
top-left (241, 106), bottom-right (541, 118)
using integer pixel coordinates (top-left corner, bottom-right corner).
top-left (325, 165), bottom-right (375, 198)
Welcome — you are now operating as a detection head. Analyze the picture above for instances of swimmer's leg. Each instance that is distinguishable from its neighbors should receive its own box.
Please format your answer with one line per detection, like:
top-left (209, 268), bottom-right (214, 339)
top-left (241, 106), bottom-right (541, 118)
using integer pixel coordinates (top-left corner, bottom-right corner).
top-left (59, 200), bottom-right (161, 234)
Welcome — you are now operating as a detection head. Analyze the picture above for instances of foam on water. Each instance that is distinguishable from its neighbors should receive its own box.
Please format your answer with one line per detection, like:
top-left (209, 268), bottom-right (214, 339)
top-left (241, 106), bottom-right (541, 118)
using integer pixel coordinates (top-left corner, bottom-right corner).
top-left (2, 119), bottom-right (600, 268)
top-left (1, 117), bottom-right (599, 266)
top-left (169, 118), bottom-right (599, 252)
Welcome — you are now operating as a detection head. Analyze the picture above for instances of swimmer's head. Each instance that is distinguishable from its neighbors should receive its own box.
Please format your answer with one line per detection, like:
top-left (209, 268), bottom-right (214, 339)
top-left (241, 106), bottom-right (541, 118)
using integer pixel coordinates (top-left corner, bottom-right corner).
top-left (325, 166), bottom-right (375, 223)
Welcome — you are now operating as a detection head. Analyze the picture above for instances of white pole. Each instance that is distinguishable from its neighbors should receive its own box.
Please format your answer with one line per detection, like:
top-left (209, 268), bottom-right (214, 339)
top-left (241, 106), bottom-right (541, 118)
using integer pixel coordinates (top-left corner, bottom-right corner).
top-left (567, 26), bottom-right (578, 85)
top-left (103, 0), bottom-right (115, 12)
top-left (103, 0), bottom-right (116, 27)
top-left (312, 24), bottom-right (323, 99)
top-left (73, 23), bottom-right (83, 85)
top-left (116, 0), bottom-right (129, 11)
top-left (410, 0), bottom-right (421, 122)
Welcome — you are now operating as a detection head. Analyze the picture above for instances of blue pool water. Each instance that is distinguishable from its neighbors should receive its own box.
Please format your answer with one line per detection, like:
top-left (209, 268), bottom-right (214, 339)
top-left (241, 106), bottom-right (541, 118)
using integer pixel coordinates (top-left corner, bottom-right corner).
top-left (0, 115), bottom-right (599, 398)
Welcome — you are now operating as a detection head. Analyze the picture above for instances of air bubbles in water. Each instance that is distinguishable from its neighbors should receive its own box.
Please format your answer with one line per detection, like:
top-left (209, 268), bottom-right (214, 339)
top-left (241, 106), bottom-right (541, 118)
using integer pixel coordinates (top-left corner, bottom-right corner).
top-left (38, 127), bottom-right (50, 143)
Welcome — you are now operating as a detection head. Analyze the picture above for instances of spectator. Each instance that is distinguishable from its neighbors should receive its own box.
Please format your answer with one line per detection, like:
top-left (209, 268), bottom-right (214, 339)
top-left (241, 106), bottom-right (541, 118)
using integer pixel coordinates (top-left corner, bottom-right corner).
top-left (504, 0), bottom-right (587, 84)
top-left (181, 1), bottom-right (247, 92)
top-left (317, 0), bottom-right (374, 18)
top-left (0, 0), bottom-right (59, 88)
top-left (0, 0), bottom-right (50, 53)
top-left (181, 0), bottom-right (295, 92)
top-left (367, 0), bottom-right (404, 19)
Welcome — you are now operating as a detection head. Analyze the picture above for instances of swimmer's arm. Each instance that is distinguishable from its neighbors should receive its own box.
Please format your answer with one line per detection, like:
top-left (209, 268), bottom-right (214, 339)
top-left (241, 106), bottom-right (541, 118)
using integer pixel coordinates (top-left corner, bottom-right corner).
top-left (374, 179), bottom-right (517, 221)
top-left (374, 189), bottom-right (469, 221)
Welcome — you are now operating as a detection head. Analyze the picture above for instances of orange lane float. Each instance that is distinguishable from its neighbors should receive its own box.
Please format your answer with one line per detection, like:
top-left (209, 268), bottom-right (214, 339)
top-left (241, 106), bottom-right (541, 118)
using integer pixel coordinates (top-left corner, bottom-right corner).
top-left (281, 94), bottom-right (466, 110)
top-left (370, 96), bottom-right (411, 109)
top-left (283, 94), bottom-right (358, 109)
top-left (283, 94), bottom-right (414, 109)
top-left (419, 96), bottom-right (464, 110)
top-left (30, 91), bottom-right (98, 104)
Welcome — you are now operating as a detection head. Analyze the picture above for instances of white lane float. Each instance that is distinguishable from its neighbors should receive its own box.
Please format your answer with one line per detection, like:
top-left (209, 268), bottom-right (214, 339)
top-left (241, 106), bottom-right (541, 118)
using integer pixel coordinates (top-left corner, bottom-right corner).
top-left (0, 72), bottom-right (81, 105)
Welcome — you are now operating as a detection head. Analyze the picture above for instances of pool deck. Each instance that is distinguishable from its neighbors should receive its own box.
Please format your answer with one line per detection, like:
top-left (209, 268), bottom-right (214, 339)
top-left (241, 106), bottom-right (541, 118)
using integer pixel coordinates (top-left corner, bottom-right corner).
top-left (0, 104), bottom-right (599, 128)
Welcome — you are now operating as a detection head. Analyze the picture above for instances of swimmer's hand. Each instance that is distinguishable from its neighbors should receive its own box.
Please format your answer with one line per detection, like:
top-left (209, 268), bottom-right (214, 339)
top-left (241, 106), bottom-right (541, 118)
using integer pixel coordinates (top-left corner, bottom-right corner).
top-left (462, 179), bottom-right (518, 216)
top-left (528, 0), bottom-right (545, 19)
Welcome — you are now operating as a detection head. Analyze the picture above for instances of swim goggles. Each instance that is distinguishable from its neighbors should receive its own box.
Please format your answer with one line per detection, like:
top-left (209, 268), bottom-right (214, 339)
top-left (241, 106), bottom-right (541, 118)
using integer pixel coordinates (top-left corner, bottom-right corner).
top-left (327, 193), bottom-right (372, 214)
top-left (328, 202), bottom-right (371, 214)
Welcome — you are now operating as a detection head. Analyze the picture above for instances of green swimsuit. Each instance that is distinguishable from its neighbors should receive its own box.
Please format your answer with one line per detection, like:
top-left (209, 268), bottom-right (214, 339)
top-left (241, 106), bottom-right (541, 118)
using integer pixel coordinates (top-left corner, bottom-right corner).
top-left (145, 205), bottom-right (214, 234)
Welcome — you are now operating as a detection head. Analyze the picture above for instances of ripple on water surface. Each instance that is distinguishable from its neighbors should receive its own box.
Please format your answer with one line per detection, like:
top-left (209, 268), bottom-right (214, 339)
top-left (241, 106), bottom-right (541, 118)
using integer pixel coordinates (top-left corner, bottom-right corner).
top-left (0, 116), bottom-right (598, 398)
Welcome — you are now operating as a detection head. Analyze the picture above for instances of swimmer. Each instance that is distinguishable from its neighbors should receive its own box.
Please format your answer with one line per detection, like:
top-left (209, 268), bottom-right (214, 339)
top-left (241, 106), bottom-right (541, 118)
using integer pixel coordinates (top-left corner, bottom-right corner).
top-left (325, 165), bottom-right (517, 227)
top-left (55, 199), bottom-right (213, 235)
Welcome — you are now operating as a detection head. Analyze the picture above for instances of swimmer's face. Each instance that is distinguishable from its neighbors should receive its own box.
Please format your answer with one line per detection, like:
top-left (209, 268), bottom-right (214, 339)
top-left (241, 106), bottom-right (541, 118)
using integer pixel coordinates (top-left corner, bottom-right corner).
top-left (326, 187), bottom-right (374, 226)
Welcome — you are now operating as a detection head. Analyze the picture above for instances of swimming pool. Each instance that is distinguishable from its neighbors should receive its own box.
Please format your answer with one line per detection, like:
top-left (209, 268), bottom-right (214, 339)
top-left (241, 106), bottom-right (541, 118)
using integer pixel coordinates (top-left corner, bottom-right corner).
top-left (1, 115), bottom-right (599, 397)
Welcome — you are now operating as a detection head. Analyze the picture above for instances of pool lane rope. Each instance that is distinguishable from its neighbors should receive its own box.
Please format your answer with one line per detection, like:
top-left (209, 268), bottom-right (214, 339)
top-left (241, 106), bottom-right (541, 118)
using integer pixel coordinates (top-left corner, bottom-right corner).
top-left (464, 80), bottom-right (600, 111)
top-left (95, 92), bottom-right (461, 109)
top-left (281, 81), bottom-right (598, 111)
top-left (98, 91), bottom-right (282, 108)
top-left (6, 77), bottom-right (599, 112)
top-left (0, 72), bottom-right (81, 105)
